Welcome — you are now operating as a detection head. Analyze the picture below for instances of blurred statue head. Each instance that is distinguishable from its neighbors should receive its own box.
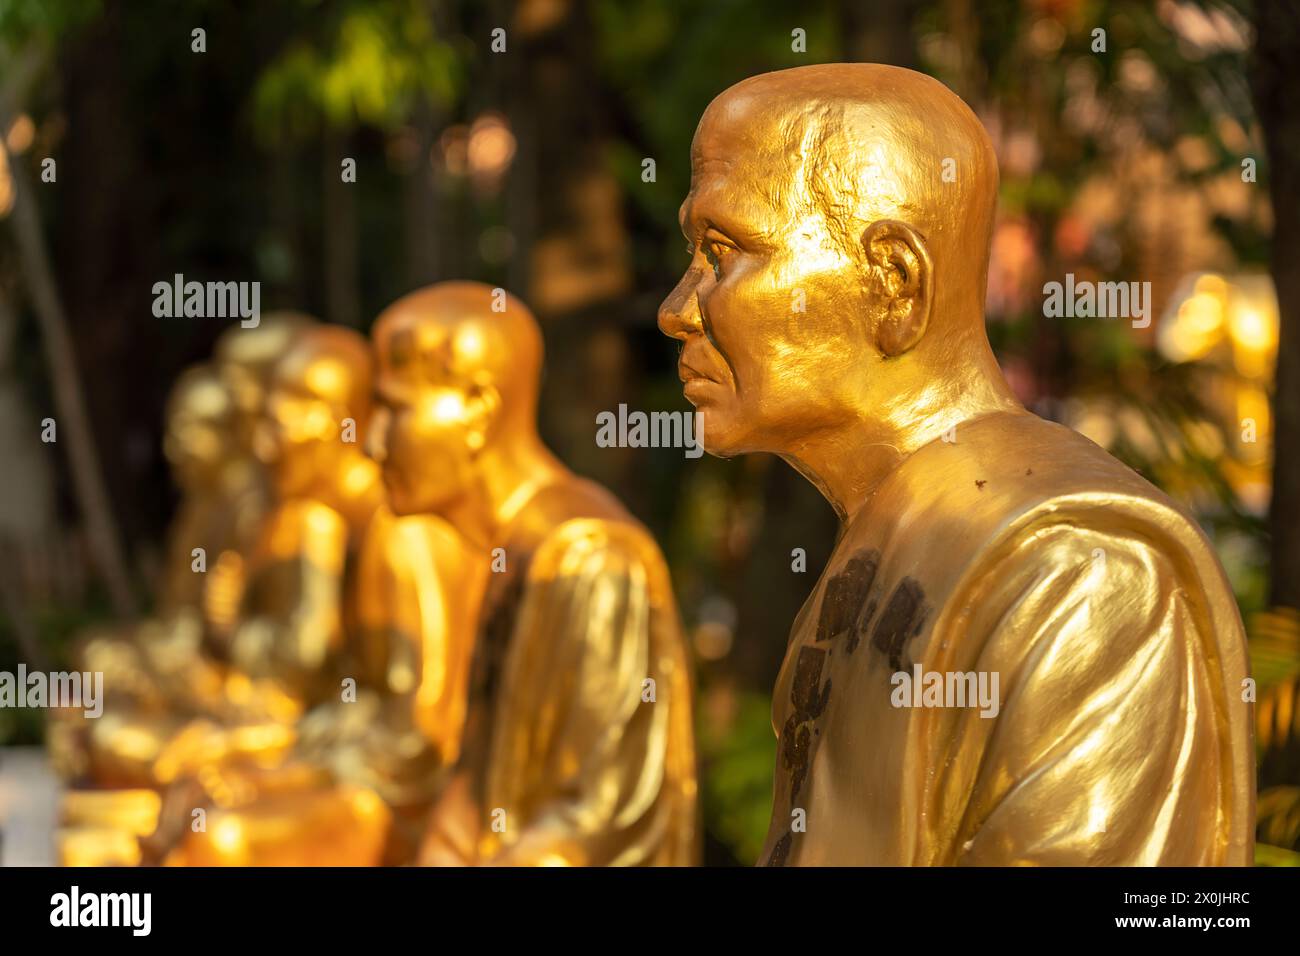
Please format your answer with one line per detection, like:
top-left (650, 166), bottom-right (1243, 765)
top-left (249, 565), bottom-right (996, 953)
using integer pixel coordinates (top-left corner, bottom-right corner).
top-left (658, 64), bottom-right (1001, 461)
top-left (257, 325), bottom-right (374, 501)
top-left (163, 363), bottom-right (236, 492)
top-left (368, 282), bottom-right (543, 516)
top-left (214, 311), bottom-right (316, 451)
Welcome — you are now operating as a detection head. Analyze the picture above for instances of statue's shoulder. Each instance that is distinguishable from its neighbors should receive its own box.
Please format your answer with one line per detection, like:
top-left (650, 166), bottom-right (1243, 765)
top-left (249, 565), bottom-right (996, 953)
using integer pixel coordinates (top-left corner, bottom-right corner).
top-left (877, 410), bottom-right (1246, 659)
top-left (364, 503), bottom-right (463, 550)
top-left (259, 498), bottom-right (348, 556)
top-left (359, 505), bottom-right (472, 578)
top-left (890, 408), bottom-right (1202, 534)
top-left (516, 479), bottom-right (668, 587)
top-left (860, 408), bottom-right (1231, 601)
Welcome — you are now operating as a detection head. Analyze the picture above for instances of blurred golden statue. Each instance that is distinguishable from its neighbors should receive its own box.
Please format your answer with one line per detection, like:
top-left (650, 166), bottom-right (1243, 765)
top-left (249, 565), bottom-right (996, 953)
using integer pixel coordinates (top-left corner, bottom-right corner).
top-left (368, 281), bottom-right (698, 866)
top-left (59, 365), bottom-right (241, 751)
top-left (55, 315), bottom-right (315, 863)
top-left (54, 316), bottom-right (314, 791)
top-left (59, 318), bottom-right (479, 865)
top-left (659, 64), bottom-right (1253, 866)
top-left (161, 324), bottom-right (483, 866)
top-left (204, 311), bottom-right (318, 646)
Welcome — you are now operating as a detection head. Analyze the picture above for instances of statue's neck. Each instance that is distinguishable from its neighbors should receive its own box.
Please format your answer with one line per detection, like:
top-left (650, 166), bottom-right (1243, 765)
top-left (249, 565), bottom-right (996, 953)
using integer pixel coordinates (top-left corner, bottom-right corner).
top-left (444, 435), bottom-right (568, 549)
top-left (783, 361), bottom-right (1022, 525)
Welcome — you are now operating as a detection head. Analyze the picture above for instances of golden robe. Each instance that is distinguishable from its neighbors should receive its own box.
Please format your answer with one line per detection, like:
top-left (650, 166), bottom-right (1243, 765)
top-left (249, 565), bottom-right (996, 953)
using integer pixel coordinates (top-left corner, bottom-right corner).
top-left (432, 484), bottom-right (698, 866)
top-left (761, 410), bottom-right (1253, 866)
top-left (162, 506), bottom-right (481, 866)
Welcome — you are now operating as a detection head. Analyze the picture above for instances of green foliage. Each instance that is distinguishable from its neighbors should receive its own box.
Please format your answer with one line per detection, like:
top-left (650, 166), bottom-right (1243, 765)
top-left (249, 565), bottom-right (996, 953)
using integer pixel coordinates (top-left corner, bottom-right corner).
top-left (250, 0), bottom-right (460, 144)
top-left (1256, 842), bottom-right (1300, 867)
top-left (592, 0), bottom-right (837, 265)
top-left (0, 0), bottom-right (99, 46)
top-left (0, 595), bottom-right (115, 746)
top-left (1251, 611), bottom-right (1300, 854)
top-left (698, 690), bottom-right (776, 865)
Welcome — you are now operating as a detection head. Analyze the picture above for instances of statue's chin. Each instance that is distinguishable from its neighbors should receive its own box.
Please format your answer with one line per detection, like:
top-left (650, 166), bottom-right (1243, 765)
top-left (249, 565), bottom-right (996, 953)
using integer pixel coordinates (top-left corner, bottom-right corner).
top-left (700, 435), bottom-right (745, 461)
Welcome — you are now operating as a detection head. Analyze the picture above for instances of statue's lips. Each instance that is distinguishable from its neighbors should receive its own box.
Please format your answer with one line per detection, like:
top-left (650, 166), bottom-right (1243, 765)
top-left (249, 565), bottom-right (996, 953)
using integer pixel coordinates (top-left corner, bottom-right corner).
top-left (677, 359), bottom-right (719, 385)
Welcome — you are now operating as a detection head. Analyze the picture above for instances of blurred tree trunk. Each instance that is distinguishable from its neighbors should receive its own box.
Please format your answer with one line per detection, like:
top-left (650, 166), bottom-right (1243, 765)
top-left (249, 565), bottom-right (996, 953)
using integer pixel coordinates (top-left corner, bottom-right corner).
top-left (0, 280), bottom-right (55, 670)
top-left (270, 145), bottom-right (307, 310)
top-left (0, 275), bottom-right (55, 538)
top-left (404, 100), bottom-right (443, 288)
top-left (1, 135), bottom-right (138, 618)
top-left (323, 129), bottom-right (360, 326)
top-left (1252, 1), bottom-right (1300, 609)
top-left (839, 0), bottom-right (922, 70)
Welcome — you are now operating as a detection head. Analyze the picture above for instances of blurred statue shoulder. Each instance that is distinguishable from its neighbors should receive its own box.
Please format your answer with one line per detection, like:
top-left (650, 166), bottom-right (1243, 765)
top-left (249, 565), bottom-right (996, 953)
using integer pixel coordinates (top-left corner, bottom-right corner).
top-left (257, 499), bottom-right (350, 565)
top-left (510, 477), bottom-right (671, 584)
top-left (361, 505), bottom-right (474, 573)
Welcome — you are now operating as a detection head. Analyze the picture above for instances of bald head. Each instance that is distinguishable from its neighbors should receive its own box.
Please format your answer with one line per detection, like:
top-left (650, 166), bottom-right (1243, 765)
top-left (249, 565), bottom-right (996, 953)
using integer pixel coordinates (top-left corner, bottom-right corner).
top-left (660, 64), bottom-right (1010, 464)
top-left (214, 311), bottom-right (318, 437)
top-left (257, 324), bottom-right (374, 500)
top-left (166, 363), bottom-right (232, 427)
top-left (273, 325), bottom-right (373, 423)
top-left (372, 281), bottom-right (543, 426)
top-left (215, 311), bottom-right (316, 384)
top-left (164, 363), bottom-right (236, 487)
top-left (693, 63), bottom-right (998, 276)
top-left (368, 282), bottom-right (548, 516)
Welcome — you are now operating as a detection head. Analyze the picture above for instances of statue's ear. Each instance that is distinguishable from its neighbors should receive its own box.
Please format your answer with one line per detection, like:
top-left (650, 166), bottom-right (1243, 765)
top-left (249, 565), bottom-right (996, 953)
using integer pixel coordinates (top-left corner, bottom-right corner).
top-left (860, 220), bottom-right (933, 357)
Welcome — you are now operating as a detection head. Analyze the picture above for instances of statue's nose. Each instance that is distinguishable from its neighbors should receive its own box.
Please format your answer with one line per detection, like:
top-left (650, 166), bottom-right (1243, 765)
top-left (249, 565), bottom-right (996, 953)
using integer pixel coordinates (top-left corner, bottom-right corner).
top-left (658, 271), bottom-right (704, 341)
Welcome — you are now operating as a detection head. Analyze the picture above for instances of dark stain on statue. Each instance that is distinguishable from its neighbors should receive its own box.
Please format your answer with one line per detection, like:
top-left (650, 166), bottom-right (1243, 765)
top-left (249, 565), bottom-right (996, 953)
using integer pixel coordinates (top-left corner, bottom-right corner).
top-left (766, 831), bottom-right (793, 867)
top-left (460, 557), bottom-right (530, 777)
top-left (853, 596), bottom-right (878, 653)
top-left (871, 577), bottom-right (928, 672)
top-left (816, 548), bottom-right (880, 652)
top-left (781, 646), bottom-right (831, 803)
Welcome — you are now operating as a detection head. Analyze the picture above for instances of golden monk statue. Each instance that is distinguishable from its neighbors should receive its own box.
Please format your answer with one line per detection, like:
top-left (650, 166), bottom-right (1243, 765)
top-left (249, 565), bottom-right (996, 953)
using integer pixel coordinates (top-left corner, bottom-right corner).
top-left (161, 324), bottom-right (483, 866)
top-left (156, 364), bottom-right (248, 616)
top-left (55, 317), bottom-right (316, 793)
top-left (61, 365), bottom-right (240, 736)
top-left (55, 317), bottom-right (313, 862)
top-left (658, 64), bottom-right (1253, 866)
top-left (202, 311), bottom-right (317, 647)
top-left (220, 324), bottom-right (386, 699)
top-left (367, 281), bottom-right (698, 866)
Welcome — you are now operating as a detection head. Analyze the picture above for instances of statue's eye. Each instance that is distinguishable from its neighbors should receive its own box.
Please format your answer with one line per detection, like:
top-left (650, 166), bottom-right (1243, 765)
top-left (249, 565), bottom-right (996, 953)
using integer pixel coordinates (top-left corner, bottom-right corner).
top-left (702, 235), bottom-right (736, 281)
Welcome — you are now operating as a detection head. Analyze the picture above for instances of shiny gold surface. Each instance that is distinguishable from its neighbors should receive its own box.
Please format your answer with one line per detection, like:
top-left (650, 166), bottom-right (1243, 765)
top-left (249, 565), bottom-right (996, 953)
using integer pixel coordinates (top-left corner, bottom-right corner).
top-left (164, 326), bottom-right (482, 866)
top-left (56, 827), bottom-right (144, 868)
top-left (225, 325), bottom-right (384, 700)
top-left (61, 788), bottom-right (163, 836)
top-left (658, 64), bottom-right (1253, 865)
top-left (159, 326), bottom-right (382, 864)
top-left (370, 282), bottom-right (698, 865)
top-left (299, 505), bottom-right (485, 809)
top-left (49, 350), bottom-right (289, 792)
top-left (163, 784), bottom-right (391, 867)
top-left (50, 323), bottom-right (320, 864)
top-left (54, 316), bottom-right (484, 866)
